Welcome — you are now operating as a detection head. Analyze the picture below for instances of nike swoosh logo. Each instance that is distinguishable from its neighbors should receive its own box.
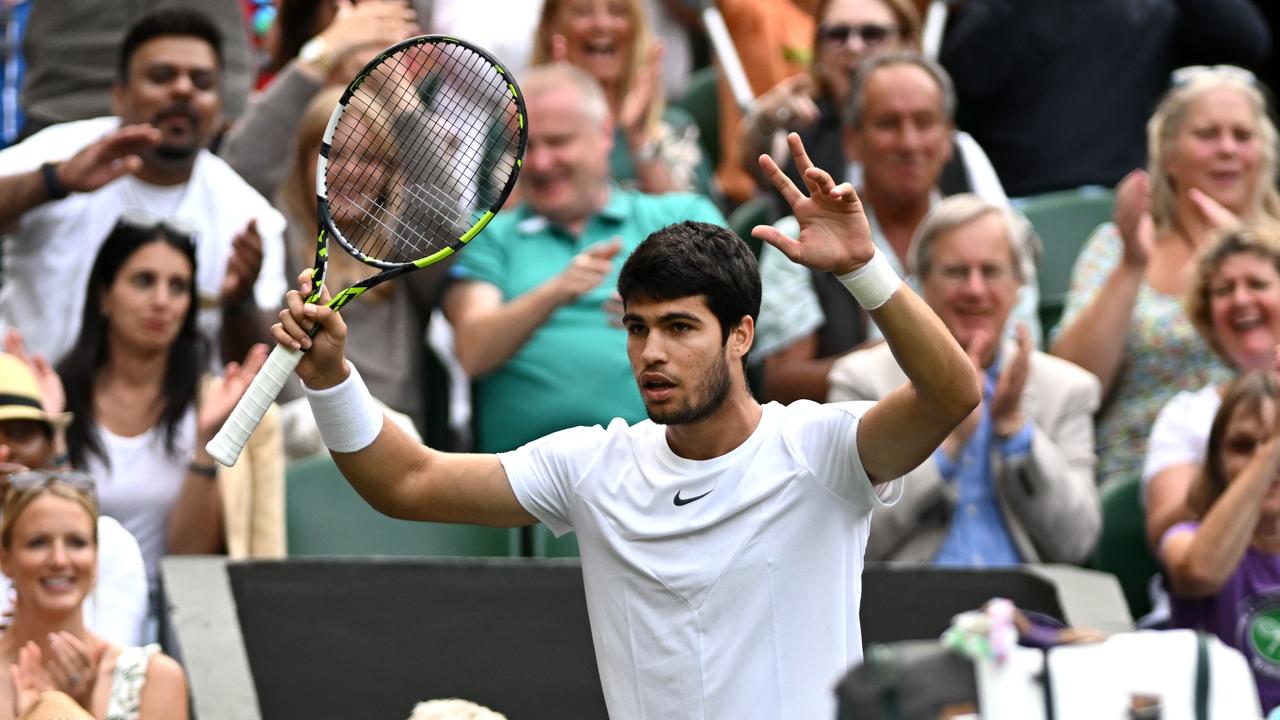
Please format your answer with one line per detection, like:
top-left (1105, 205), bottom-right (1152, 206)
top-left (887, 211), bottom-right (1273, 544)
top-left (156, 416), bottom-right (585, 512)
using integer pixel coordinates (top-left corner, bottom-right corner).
top-left (673, 489), bottom-right (712, 507)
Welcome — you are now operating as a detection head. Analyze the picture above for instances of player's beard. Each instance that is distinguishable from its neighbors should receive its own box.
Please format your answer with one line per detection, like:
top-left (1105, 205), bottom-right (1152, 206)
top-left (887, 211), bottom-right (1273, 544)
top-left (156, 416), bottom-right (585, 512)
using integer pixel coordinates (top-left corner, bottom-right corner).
top-left (645, 353), bottom-right (733, 426)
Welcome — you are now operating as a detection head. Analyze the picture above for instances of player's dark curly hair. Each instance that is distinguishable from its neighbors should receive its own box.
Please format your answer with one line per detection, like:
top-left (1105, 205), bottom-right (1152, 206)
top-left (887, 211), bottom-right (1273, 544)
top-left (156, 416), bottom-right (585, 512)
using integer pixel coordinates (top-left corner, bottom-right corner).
top-left (617, 221), bottom-right (761, 368)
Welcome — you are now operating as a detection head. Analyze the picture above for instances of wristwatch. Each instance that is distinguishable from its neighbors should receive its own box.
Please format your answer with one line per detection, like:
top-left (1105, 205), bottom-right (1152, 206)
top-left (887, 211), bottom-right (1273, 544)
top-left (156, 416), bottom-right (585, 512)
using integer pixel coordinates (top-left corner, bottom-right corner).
top-left (299, 36), bottom-right (336, 74)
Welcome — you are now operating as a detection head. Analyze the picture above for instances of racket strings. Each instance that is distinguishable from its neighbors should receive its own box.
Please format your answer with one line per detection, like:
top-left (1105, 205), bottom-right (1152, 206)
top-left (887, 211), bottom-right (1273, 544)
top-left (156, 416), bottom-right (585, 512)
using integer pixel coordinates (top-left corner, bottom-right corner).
top-left (326, 39), bottom-right (524, 266)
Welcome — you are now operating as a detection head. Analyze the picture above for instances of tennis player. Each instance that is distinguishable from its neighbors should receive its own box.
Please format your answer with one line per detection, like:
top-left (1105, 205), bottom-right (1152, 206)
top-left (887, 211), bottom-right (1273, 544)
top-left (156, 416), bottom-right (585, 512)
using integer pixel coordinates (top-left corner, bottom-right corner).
top-left (273, 134), bottom-right (980, 719)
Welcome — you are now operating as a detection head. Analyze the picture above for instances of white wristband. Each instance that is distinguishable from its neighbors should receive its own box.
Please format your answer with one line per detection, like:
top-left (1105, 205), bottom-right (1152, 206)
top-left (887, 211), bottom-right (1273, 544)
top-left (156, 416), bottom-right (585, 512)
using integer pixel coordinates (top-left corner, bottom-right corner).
top-left (836, 251), bottom-right (901, 310)
top-left (303, 363), bottom-right (384, 453)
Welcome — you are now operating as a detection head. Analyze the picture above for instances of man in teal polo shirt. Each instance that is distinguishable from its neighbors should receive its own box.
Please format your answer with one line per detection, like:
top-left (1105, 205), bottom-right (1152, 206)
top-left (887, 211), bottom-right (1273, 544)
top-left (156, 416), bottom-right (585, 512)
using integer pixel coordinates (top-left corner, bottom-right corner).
top-left (444, 62), bottom-right (726, 453)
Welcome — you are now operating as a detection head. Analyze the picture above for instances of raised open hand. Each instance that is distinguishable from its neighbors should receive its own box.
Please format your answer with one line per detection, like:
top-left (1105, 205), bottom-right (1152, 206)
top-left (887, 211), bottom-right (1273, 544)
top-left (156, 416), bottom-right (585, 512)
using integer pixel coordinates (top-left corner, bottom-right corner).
top-left (752, 133), bottom-right (873, 275)
top-left (1114, 169), bottom-right (1154, 269)
top-left (550, 237), bottom-right (622, 306)
top-left (57, 124), bottom-right (160, 194)
top-left (11, 641), bottom-right (51, 717)
top-left (3, 329), bottom-right (63, 416)
top-left (619, 42), bottom-right (664, 149)
top-left (989, 324), bottom-right (1031, 437)
top-left (221, 218), bottom-right (263, 308)
top-left (197, 344), bottom-right (270, 443)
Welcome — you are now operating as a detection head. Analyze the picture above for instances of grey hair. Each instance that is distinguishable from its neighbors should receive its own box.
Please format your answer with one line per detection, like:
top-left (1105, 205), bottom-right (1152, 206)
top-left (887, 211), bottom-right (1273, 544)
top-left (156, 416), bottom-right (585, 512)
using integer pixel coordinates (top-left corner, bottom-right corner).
top-left (520, 62), bottom-right (610, 127)
top-left (909, 194), bottom-right (1038, 285)
top-left (844, 50), bottom-right (956, 129)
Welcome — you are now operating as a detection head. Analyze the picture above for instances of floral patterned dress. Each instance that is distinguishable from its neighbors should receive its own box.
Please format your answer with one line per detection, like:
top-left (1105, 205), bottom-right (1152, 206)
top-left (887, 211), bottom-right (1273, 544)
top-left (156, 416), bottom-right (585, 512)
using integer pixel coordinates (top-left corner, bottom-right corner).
top-left (105, 644), bottom-right (159, 720)
top-left (1057, 224), bottom-right (1231, 486)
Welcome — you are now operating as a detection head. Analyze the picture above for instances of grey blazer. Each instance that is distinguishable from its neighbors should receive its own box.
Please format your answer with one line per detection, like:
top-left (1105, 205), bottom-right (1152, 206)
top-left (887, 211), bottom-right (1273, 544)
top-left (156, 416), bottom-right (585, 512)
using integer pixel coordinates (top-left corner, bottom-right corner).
top-left (828, 342), bottom-right (1102, 564)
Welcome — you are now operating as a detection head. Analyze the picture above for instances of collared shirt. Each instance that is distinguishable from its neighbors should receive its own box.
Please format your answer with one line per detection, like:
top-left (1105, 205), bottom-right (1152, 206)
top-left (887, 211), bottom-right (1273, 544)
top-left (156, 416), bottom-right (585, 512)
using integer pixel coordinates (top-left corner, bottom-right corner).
top-left (932, 352), bottom-right (1033, 567)
top-left (450, 185), bottom-right (726, 453)
top-left (756, 200), bottom-right (1042, 360)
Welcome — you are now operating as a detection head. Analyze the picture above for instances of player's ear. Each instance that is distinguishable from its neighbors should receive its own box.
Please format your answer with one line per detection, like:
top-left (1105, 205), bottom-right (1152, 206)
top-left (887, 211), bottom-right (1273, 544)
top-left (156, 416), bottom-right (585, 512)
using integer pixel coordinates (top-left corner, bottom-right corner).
top-left (728, 316), bottom-right (754, 360)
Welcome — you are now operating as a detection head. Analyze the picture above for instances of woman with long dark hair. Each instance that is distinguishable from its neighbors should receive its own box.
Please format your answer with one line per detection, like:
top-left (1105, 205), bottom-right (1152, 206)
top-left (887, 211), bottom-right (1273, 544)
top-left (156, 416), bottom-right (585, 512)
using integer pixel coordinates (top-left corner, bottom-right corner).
top-left (56, 214), bottom-right (266, 627)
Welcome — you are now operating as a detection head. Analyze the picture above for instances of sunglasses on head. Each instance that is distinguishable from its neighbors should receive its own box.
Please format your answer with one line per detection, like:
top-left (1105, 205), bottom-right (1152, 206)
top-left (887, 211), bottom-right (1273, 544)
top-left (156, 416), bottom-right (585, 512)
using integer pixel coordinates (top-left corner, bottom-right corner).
top-left (6, 469), bottom-right (95, 496)
top-left (1170, 64), bottom-right (1258, 88)
top-left (116, 207), bottom-right (199, 242)
top-left (819, 23), bottom-right (898, 47)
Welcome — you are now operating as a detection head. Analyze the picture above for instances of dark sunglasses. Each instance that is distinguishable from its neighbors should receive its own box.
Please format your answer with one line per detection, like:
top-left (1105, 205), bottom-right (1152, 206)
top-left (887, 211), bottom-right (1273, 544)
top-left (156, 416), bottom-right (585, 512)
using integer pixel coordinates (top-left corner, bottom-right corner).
top-left (819, 23), bottom-right (898, 47)
top-left (7, 469), bottom-right (96, 495)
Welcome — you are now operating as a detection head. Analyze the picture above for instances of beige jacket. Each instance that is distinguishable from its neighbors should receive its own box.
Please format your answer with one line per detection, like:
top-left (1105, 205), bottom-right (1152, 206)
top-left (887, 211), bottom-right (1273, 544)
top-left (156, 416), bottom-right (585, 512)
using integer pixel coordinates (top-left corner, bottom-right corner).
top-left (215, 401), bottom-right (286, 558)
top-left (828, 342), bottom-right (1101, 564)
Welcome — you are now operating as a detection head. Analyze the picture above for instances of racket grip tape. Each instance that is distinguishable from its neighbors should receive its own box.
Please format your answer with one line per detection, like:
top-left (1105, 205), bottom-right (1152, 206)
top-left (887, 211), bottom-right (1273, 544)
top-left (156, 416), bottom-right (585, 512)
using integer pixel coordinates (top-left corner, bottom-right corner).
top-left (206, 343), bottom-right (304, 466)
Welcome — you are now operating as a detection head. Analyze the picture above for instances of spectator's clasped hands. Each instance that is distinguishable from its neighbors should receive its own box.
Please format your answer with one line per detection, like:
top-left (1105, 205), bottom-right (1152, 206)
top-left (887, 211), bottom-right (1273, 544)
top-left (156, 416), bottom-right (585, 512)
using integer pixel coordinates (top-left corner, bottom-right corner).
top-left (752, 133), bottom-right (873, 276)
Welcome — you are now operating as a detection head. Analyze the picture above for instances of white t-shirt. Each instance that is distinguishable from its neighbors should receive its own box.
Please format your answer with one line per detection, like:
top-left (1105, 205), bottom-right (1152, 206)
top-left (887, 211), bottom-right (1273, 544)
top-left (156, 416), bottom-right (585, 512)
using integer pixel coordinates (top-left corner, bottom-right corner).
top-left (0, 116), bottom-right (288, 365)
top-left (1141, 383), bottom-right (1222, 489)
top-left (86, 408), bottom-right (196, 586)
top-left (0, 516), bottom-right (148, 646)
top-left (501, 400), bottom-right (899, 720)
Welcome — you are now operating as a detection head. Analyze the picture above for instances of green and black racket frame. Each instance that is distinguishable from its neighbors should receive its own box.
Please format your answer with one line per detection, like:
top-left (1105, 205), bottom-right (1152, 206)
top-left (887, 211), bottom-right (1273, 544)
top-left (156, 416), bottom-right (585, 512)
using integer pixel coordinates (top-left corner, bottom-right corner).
top-left (208, 35), bottom-right (527, 466)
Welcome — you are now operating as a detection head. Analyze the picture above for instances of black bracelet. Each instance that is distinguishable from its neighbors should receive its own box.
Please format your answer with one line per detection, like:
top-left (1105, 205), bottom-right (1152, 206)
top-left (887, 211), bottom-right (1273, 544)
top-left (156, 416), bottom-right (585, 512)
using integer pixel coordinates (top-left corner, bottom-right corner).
top-left (188, 459), bottom-right (218, 479)
top-left (39, 162), bottom-right (69, 200)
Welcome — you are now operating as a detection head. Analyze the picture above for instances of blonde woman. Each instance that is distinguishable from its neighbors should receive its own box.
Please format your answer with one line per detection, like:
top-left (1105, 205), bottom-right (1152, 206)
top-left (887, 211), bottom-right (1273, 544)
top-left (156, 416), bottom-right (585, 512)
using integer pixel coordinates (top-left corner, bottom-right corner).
top-left (0, 473), bottom-right (187, 719)
top-left (1051, 66), bottom-right (1280, 487)
top-left (529, 0), bottom-right (710, 195)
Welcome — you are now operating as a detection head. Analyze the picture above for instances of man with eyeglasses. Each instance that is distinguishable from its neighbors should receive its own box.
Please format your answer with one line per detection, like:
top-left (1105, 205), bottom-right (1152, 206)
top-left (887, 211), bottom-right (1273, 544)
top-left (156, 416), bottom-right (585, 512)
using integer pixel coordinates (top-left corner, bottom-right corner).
top-left (0, 8), bottom-right (286, 367)
top-left (828, 194), bottom-right (1101, 566)
top-left (0, 350), bottom-right (148, 647)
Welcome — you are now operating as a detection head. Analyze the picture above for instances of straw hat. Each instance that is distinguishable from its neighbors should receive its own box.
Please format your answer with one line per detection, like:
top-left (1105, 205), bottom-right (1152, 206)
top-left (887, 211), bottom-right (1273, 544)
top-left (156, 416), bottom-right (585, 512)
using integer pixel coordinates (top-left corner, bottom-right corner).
top-left (0, 354), bottom-right (71, 430)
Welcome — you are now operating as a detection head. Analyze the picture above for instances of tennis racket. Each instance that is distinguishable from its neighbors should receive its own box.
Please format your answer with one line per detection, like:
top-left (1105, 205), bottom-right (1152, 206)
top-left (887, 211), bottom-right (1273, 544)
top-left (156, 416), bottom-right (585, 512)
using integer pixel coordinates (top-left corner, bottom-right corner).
top-left (206, 35), bottom-right (527, 466)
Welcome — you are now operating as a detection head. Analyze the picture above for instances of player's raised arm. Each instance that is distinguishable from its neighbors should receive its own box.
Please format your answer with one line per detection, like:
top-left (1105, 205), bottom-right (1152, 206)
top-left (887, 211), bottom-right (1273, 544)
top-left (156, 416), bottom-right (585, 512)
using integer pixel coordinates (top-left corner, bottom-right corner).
top-left (273, 272), bottom-right (536, 528)
top-left (755, 134), bottom-right (979, 484)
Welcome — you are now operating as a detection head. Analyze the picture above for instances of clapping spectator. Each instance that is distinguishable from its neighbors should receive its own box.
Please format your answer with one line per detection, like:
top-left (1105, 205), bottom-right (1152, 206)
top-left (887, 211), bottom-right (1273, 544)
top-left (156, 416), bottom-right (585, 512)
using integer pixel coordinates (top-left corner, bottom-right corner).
top-left (1051, 66), bottom-right (1280, 488)
top-left (1160, 370), bottom-right (1280, 714)
top-left (530, 0), bottom-right (711, 195)
top-left (57, 216), bottom-right (280, 636)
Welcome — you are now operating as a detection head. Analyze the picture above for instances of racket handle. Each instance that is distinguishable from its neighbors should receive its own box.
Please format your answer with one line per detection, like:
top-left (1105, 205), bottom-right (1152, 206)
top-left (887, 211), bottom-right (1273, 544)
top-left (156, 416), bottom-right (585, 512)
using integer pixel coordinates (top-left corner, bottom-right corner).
top-left (206, 343), bottom-right (304, 466)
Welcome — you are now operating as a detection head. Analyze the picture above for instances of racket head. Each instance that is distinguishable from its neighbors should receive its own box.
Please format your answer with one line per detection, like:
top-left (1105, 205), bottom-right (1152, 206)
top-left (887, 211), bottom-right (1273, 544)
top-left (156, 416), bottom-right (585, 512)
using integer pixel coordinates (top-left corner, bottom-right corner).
top-left (315, 35), bottom-right (527, 283)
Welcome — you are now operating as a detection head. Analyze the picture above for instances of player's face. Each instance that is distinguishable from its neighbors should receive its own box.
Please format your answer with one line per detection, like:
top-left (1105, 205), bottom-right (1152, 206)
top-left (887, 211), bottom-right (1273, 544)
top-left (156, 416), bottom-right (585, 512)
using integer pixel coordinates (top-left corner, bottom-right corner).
top-left (522, 84), bottom-right (612, 226)
top-left (623, 294), bottom-right (743, 426)
top-left (848, 63), bottom-right (952, 203)
top-left (1208, 251), bottom-right (1280, 372)
top-left (101, 239), bottom-right (194, 354)
top-left (919, 212), bottom-right (1019, 363)
top-left (112, 36), bottom-right (222, 166)
top-left (0, 493), bottom-right (97, 617)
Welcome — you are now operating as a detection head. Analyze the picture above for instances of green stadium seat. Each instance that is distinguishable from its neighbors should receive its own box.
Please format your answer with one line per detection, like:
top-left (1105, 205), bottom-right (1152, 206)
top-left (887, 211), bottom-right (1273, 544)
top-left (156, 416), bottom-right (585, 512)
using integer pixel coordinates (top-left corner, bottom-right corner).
top-left (1019, 187), bottom-right (1115, 336)
top-left (728, 194), bottom-right (776, 257)
top-left (1090, 476), bottom-right (1160, 621)
top-left (673, 65), bottom-right (721, 170)
top-left (285, 454), bottom-right (517, 557)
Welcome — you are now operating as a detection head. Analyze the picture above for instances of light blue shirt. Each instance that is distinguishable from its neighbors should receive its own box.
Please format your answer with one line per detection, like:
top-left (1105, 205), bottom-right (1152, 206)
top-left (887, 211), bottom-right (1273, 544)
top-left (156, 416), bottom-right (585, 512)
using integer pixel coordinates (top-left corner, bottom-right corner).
top-left (933, 353), bottom-right (1033, 567)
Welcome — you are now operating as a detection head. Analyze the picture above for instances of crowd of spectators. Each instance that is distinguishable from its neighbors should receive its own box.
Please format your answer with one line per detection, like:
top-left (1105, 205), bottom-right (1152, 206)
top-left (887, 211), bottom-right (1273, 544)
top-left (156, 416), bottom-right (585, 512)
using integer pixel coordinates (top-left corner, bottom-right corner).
top-left (0, 0), bottom-right (1277, 716)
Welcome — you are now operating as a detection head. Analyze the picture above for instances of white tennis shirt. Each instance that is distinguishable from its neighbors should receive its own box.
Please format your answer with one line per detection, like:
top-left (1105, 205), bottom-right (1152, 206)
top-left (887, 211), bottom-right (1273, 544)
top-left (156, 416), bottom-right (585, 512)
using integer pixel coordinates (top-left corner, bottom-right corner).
top-left (502, 400), bottom-right (899, 720)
